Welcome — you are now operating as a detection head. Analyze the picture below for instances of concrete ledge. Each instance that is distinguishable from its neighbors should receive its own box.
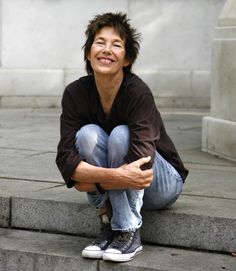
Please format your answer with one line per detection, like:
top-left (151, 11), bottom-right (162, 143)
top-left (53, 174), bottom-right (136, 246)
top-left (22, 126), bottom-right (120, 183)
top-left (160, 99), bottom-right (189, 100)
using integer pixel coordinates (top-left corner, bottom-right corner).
top-left (0, 197), bottom-right (10, 227)
top-left (0, 229), bottom-right (235, 271)
top-left (0, 96), bottom-right (61, 108)
top-left (155, 97), bottom-right (210, 108)
top-left (142, 206), bottom-right (236, 252)
top-left (11, 197), bottom-right (99, 237)
top-left (10, 195), bottom-right (236, 253)
top-left (0, 69), bottom-right (64, 96)
top-left (0, 96), bottom-right (210, 109)
top-left (0, 179), bottom-right (235, 253)
top-left (202, 116), bottom-right (236, 161)
top-left (0, 68), bottom-right (211, 108)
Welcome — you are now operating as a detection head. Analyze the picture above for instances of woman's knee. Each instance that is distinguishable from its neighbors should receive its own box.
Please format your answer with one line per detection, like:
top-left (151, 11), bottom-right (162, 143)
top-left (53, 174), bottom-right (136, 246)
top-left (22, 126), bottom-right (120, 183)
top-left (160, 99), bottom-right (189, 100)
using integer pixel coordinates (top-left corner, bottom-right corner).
top-left (108, 125), bottom-right (129, 165)
top-left (143, 176), bottom-right (183, 210)
top-left (108, 125), bottom-right (129, 153)
top-left (75, 124), bottom-right (104, 156)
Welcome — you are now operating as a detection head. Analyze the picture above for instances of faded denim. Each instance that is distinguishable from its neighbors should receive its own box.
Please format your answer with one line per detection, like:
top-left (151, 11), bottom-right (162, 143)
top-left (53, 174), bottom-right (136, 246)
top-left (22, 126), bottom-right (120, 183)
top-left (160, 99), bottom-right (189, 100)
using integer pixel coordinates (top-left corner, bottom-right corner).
top-left (75, 124), bottom-right (182, 231)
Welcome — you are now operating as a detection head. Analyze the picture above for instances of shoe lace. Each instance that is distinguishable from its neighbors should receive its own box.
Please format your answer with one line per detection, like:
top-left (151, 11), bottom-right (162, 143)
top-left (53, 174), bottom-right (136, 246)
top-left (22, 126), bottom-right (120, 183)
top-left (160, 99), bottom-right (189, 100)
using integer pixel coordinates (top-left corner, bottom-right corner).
top-left (111, 231), bottom-right (134, 248)
top-left (93, 223), bottom-right (113, 244)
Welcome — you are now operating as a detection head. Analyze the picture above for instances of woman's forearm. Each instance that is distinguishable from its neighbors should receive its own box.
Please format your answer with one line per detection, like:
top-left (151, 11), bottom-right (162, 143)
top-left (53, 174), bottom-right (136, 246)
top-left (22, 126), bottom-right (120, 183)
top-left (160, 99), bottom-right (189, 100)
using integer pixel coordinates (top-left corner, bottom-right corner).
top-left (72, 160), bottom-right (118, 184)
top-left (71, 157), bottom-right (153, 191)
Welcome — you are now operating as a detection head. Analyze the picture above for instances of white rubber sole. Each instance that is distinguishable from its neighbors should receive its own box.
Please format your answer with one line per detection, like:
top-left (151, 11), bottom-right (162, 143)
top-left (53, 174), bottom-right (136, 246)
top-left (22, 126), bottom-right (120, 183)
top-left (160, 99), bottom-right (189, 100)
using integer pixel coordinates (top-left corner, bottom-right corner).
top-left (103, 246), bottom-right (143, 262)
top-left (82, 247), bottom-right (104, 259)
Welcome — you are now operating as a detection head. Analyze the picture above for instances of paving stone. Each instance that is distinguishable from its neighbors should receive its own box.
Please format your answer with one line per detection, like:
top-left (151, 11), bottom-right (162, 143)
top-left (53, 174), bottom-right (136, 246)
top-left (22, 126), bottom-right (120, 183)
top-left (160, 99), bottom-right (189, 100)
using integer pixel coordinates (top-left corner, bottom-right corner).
top-left (183, 167), bottom-right (236, 199)
top-left (0, 229), bottom-right (235, 271)
top-left (0, 149), bottom-right (62, 183)
top-left (0, 229), bottom-right (97, 271)
top-left (0, 109), bottom-right (60, 152)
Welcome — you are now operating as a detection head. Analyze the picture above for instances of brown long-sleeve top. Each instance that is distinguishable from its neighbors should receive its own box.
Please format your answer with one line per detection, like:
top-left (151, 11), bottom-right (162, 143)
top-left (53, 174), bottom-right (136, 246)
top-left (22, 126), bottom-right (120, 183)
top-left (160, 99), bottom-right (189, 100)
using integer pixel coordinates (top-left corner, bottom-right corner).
top-left (56, 73), bottom-right (188, 188)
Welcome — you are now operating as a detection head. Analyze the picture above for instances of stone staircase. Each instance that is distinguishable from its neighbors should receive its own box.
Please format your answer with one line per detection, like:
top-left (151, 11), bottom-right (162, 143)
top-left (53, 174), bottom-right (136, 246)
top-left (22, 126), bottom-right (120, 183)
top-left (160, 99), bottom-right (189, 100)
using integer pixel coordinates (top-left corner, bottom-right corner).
top-left (0, 108), bottom-right (235, 270)
top-left (1, 229), bottom-right (236, 271)
top-left (0, 177), bottom-right (235, 270)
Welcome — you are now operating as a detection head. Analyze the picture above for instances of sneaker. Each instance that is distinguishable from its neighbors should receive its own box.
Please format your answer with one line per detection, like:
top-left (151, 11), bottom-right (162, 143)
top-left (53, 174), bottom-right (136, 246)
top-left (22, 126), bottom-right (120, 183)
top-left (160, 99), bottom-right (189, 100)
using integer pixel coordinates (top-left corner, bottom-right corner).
top-left (82, 221), bottom-right (114, 259)
top-left (103, 228), bottom-right (142, 262)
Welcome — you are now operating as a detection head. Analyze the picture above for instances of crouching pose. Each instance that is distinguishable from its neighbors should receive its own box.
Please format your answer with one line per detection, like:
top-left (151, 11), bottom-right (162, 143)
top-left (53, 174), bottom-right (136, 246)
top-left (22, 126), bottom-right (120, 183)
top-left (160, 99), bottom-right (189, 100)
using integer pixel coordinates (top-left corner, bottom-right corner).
top-left (56, 12), bottom-right (188, 262)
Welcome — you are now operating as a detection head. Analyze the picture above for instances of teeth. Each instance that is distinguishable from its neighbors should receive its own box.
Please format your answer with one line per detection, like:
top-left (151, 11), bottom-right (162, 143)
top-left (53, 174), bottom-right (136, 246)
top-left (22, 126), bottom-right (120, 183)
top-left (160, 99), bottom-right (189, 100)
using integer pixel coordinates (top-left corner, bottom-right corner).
top-left (99, 58), bottom-right (112, 64)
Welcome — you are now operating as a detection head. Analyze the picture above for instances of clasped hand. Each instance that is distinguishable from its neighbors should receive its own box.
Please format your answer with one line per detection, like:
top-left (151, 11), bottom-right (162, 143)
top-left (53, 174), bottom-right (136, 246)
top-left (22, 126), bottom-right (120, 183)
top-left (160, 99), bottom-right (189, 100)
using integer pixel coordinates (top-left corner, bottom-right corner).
top-left (74, 156), bottom-right (153, 192)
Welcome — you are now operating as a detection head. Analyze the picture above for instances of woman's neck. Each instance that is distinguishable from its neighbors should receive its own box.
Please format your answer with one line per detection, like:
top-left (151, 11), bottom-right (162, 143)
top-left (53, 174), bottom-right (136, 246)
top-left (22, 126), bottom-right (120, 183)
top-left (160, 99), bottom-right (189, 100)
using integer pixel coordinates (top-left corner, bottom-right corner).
top-left (94, 71), bottom-right (124, 103)
top-left (94, 71), bottom-right (124, 114)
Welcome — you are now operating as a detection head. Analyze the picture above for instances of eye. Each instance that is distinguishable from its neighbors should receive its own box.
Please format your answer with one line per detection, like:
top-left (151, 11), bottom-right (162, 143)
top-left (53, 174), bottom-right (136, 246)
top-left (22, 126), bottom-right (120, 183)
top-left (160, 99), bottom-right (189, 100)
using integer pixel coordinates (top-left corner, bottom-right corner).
top-left (113, 43), bottom-right (122, 49)
top-left (94, 41), bottom-right (105, 46)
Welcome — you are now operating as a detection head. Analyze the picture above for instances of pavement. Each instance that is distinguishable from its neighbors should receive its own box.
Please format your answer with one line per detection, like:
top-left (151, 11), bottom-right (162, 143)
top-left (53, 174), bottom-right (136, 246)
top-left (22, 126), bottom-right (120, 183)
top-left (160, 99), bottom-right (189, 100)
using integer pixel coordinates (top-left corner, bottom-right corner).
top-left (0, 107), bottom-right (236, 270)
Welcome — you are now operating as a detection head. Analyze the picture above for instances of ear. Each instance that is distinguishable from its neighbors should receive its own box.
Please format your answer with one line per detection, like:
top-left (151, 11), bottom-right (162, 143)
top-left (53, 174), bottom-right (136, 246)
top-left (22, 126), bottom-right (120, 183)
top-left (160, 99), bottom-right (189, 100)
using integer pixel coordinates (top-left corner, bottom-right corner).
top-left (123, 59), bottom-right (130, 67)
top-left (87, 52), bottom-right (91, 61)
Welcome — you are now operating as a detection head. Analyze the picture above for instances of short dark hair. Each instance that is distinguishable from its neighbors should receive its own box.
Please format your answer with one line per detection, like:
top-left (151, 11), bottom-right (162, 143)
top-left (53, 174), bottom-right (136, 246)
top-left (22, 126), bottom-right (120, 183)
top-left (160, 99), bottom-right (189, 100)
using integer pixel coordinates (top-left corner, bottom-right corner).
top-left (83, 12), bottom-right (141, 74)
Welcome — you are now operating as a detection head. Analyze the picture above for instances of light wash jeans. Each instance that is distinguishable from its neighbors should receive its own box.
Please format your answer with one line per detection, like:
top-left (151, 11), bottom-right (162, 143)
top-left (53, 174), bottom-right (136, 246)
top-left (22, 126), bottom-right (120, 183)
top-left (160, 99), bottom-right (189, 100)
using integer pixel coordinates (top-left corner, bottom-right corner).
top-left (75, 124), bottom-right (183, 231)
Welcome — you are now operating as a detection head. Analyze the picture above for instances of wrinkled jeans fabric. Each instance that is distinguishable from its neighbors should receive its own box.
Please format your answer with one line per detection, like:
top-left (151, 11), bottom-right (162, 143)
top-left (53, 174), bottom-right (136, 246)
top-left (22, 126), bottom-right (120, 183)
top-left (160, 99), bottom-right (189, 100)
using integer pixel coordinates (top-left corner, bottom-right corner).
top-left (75, 124), bottom-right (182, 231)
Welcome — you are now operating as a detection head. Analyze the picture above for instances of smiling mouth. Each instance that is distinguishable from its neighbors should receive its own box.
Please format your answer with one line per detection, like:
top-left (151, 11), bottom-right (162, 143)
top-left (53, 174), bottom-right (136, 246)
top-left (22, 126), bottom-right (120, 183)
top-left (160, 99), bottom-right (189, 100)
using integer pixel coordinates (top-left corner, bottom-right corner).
top-left (97, 57), bottom-right (114, 64)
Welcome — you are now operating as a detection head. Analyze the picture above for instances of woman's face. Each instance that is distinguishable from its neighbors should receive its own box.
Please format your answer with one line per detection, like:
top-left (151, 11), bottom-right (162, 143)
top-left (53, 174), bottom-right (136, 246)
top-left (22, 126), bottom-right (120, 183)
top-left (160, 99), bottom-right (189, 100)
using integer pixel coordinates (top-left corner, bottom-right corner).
top-left (87, 26), bottom-right (129, 77)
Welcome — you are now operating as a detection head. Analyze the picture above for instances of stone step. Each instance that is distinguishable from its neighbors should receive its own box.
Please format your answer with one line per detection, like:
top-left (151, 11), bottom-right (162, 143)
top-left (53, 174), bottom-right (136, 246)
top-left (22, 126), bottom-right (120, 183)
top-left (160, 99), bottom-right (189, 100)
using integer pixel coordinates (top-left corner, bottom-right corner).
top-left (0, 228), bottom-right (235, 271)
top-left (0, 178), bottom-right (235, 253)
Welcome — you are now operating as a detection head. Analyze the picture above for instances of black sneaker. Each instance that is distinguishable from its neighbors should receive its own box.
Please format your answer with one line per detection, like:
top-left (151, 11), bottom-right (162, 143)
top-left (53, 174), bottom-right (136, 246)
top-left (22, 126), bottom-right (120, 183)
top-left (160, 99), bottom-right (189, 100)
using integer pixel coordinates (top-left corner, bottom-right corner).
top-left (103, 228), bottom-right (142, 262)
top-left (82, 222), bottom-right (114, 259)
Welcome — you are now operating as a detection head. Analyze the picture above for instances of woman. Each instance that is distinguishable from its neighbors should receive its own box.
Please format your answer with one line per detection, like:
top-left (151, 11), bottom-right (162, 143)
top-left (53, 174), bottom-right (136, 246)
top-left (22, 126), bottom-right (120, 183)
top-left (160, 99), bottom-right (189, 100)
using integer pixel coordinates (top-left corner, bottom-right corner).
top-left (56, 12), bottom-right (188, 262)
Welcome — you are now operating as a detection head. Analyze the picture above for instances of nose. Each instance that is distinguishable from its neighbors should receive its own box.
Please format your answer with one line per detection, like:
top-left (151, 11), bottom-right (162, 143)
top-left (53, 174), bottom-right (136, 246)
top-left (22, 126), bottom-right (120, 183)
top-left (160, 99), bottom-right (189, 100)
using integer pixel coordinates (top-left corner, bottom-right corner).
top-left (102, 43), bottom-right (112, 54)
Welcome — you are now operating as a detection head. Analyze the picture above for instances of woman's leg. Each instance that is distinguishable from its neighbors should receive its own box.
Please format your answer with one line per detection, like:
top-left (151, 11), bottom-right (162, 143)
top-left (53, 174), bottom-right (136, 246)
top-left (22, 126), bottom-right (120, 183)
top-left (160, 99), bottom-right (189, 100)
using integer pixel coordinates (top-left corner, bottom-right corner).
top-left (142, 151), bottom-right (183, 210)
top-left (107, 125), bottom-right (144, 231)
top-left (75, 124), bottom-right (109, 209)
top-left (102, 125), bottom-right (143, 262)
top-left (76, 124), bottom-right (114, 259)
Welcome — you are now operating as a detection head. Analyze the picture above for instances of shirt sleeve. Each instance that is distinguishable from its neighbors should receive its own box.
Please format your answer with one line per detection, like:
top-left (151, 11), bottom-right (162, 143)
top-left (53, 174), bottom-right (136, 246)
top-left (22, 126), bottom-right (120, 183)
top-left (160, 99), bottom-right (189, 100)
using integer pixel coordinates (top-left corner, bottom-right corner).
top-left (124, 92), bottom-right (161, 169)
top-left (55, 88), bottom-right (83, 187)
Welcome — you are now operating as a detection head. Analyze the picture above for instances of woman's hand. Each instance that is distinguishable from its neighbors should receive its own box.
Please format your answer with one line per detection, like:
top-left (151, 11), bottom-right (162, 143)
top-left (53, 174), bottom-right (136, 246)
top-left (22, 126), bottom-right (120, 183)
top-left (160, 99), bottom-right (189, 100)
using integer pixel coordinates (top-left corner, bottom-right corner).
top-left (102, 156), bottom-right (153, 190)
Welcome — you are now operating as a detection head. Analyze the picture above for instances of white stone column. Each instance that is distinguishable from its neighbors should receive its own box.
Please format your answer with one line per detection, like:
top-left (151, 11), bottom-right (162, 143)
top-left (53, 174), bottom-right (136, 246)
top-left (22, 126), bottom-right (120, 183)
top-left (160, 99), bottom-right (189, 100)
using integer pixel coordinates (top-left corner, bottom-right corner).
top-left (202, 0), bottom-right (236, 161)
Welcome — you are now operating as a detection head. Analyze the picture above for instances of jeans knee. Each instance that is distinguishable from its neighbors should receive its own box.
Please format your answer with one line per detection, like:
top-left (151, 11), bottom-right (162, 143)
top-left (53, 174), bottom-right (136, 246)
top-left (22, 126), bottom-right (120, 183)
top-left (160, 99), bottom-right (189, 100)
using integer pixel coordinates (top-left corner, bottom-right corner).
top-left (108, 125), bottom-right (129, 153)
top-left (75, 124), bottom-right (101, 156)
top-left (143, 176), bottom-right (183, 210)
top-left (108, 125), bottom-right (129, 165)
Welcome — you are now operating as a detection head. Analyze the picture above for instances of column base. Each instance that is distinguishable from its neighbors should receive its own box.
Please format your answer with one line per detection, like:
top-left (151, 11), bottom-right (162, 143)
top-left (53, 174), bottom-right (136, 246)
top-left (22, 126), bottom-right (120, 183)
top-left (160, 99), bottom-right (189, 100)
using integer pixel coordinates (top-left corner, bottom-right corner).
top-left (202, 116), bottom-right (236, 161)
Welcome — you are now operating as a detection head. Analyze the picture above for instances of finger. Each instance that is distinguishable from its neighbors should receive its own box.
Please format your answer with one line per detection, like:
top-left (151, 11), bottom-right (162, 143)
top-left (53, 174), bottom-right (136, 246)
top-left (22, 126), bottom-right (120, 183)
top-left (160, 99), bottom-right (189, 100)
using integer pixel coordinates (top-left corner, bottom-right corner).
top-left (134, 156), bottom-right (151, 167)
top-left (137, 182), bottom-right (151, 189)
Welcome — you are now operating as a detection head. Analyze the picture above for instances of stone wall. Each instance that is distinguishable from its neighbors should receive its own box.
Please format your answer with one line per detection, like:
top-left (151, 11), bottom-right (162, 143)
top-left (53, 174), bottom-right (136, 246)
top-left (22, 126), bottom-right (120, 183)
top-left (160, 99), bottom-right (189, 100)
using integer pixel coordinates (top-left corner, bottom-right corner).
top-left (202, 0), bottom-right (236, 161)
top-left (0, 0), bottom-right (226, 108)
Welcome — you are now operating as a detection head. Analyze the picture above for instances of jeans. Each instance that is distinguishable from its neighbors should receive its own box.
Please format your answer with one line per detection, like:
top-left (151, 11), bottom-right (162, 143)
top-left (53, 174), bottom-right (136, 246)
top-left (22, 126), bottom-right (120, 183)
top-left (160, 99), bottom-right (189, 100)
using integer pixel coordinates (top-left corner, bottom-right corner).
top-left (75, 124), bottom-right (183, 231)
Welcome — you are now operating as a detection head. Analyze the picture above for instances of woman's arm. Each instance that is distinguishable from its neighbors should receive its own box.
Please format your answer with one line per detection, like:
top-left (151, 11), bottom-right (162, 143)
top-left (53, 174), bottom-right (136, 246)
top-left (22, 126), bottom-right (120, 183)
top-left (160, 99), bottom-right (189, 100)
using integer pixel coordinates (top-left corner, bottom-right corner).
top-left (72, 156), bottom-right (153, 192)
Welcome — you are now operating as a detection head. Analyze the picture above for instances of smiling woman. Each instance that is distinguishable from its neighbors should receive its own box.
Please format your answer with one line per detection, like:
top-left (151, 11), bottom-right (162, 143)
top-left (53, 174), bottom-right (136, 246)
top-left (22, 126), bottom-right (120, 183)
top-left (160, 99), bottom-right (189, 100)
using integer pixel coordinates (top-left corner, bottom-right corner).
top-left (87, 26), bottom-right (129, 78)
top-left (56, 12), bottom-right (188, 263)
top-left (83, 13), bottom-right (140, 75)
